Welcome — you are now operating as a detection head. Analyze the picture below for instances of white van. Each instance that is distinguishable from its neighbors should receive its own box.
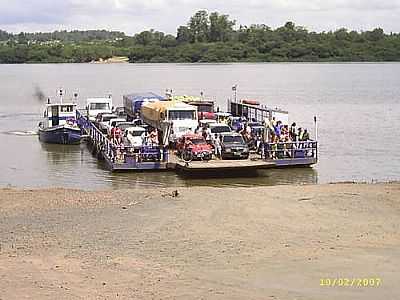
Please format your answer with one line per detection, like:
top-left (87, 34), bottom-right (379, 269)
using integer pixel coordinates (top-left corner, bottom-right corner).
top-left (86, 97), bottom-right (113, 121)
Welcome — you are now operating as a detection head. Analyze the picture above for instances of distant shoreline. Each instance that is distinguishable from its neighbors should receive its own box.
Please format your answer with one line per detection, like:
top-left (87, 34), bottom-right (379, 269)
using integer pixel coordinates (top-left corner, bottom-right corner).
top-left (2, 60), bottom-right (400, 65)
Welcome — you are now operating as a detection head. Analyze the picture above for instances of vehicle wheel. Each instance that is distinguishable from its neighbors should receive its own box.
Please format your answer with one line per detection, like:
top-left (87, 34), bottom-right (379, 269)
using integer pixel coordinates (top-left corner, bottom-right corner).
top-left (182, 151), bottom-right (193, 163)
top-left (203, 154), bottom-right (211, 161)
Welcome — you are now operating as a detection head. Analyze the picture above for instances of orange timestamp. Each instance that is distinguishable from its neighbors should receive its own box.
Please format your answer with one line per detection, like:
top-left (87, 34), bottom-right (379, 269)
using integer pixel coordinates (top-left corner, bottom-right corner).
top-left (320, 278), bottom-right (381, 287)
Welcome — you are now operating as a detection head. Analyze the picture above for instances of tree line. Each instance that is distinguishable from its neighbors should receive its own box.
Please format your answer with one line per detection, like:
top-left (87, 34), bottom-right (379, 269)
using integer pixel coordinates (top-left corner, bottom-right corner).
top-left (1, 10), bottom-right (400, 63)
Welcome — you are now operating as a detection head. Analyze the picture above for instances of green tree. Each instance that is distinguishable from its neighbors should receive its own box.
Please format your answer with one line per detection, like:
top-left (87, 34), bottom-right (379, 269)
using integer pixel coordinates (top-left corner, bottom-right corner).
top-left (176, 26), bottom-right (193, 43)
top-left (208, 12), bottom-right (235, 42)
top-left (188, 10), bottom-right (209, 42)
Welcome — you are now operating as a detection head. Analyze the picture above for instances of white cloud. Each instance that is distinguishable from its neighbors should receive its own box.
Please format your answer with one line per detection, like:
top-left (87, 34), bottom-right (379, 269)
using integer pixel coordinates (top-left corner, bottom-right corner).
top-left (0, 0), bottom-right (400, 34)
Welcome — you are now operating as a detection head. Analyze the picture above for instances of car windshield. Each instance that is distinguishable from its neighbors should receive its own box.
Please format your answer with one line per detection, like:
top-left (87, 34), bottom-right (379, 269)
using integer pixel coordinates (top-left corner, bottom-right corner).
top-left (223, 135), bottom-right (244, 143)
top-left (130, 130), bottom-right (144, 137)
top-left (90, 103), bottom-right (110, 110)
top-left (190, 138), bottom-right (205, 145)
top-left (117, 123), bottom-right (135, 131)
top-left (168, 110), bottom-right (196, 120)
top-left (111, 120), bottom-right (123, 127)
top-left (102, 116), bottom-right (116, 122)
top-left (210, 126), bottom-right (231, 134)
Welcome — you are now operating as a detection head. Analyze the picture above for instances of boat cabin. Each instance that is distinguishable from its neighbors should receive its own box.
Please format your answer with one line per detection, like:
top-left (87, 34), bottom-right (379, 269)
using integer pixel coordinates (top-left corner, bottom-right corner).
top-left (42, 103), bottom-right (77, 128)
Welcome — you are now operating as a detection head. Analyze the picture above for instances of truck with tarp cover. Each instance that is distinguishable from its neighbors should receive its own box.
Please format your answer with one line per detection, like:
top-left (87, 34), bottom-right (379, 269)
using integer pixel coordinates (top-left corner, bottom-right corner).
top-left (141, 101), bottom-right (198, 141)
top-left (123, 92), bottom-right (165, 120)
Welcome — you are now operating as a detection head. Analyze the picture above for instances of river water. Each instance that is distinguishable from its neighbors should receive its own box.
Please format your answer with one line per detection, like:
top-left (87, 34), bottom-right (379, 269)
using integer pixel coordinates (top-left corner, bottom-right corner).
top-left (0, 63), bottom-right (399, 189)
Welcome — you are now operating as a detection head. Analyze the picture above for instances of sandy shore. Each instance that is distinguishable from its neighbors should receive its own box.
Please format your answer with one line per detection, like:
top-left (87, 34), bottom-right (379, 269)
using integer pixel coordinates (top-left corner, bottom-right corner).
top-left (0, 183), bottom-right (399, 299)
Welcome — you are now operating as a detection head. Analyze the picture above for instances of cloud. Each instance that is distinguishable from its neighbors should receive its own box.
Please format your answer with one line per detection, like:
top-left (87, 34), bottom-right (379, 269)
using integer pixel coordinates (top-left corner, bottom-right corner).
top-left (1, 0), bottom-right (400, 34)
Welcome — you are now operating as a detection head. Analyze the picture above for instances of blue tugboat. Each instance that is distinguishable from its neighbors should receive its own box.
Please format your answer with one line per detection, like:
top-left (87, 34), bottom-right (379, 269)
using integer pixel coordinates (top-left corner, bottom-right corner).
top-left (38, 90), bottom-right (81, 145)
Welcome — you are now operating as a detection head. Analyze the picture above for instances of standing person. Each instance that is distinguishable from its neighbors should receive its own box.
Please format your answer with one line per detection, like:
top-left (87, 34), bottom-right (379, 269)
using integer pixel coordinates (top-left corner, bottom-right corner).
top-left (149, 128), bottom-right (158, 146)
top-left (290, 122), bottom-right (297, 141)
top-left (205, 126), bottom-right (212, 144)
top-left (202, 126), bottom-right (207, 141)
top-left (297, 127), bottom-right (304, 149)
top-left (271, 117), bottom-right (277, 127)
top-left (297, 127), bottom-right (304, 140)
top-left (274, 120), bottom-right (282, 138)
top-left (214, 134), bottom-right (222, 159)
top-left (302, 129), bottom-right (310, 141)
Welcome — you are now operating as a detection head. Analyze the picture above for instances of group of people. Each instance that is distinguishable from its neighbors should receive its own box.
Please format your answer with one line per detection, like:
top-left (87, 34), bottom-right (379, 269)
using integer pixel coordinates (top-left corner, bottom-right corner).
top-left (107, 125), bottom-right (161, 164)
top-left (267, 119), bottom-right (312, 159)
top-left (271, 119), bottom-right (310, 143)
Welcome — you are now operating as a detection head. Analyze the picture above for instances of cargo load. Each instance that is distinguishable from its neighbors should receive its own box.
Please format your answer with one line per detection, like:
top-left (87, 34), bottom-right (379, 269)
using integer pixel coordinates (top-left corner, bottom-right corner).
top-left (141, 101), bottom-right (198, 140)
top-left (123, 92), bottom-right (165, 119)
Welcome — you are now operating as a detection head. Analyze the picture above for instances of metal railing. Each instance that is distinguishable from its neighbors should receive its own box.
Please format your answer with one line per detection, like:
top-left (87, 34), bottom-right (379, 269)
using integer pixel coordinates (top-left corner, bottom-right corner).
top-left (76, 110), bottom-right (167, 165)
top-left (263, 141), bottom-right (318, 160)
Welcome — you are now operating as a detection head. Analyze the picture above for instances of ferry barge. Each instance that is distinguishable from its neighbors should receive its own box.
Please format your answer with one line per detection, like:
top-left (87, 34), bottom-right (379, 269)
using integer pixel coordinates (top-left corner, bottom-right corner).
top-left (76, 94), bottom-right (318, 173)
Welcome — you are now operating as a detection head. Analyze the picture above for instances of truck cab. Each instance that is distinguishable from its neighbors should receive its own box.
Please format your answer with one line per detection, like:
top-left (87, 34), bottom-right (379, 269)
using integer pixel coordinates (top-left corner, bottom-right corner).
top-left (86, 97), bottom-right (113, 121)
top-left (166, 103), bottom-right (198, 140)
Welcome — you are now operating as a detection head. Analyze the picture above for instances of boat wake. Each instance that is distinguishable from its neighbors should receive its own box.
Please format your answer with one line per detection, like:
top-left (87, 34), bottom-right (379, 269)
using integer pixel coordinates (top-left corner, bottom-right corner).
top-left (3, 130), bottom-right (38, 136)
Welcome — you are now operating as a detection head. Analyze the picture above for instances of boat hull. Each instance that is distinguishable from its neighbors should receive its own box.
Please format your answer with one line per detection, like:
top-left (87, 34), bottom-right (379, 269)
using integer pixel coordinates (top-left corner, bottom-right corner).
top-left (38, 126), bottom-right (81, 145)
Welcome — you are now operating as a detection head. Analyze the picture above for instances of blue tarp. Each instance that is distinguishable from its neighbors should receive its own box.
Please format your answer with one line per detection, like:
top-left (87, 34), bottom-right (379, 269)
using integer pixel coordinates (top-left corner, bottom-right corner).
top-left (123, 92), bottom-right (165, 115)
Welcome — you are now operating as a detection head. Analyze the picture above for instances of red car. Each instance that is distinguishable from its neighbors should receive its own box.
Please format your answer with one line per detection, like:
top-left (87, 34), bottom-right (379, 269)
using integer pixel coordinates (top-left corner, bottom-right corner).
top-left (176, 134), bottom-right (213, 161)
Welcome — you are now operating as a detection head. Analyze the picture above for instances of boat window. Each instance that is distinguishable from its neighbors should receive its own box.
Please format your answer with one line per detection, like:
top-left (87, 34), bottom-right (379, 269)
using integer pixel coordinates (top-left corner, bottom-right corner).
top-left (90, 103), bottom-right (110, 110)
top-left (168, 110), bottom-right (196, 120)
top-left (223, 135), bottom-right (244, 143)
top-left (61, 105), bottom-right (73, 112)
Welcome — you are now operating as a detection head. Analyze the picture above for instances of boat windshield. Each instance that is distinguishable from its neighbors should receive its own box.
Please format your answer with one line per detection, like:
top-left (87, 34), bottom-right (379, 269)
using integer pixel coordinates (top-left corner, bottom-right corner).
top-left (60, 105), bottom-right (74, 113)
top-left (90, 103), bottom-right (110, 110)
top-left (168, 110), bottom-right (196, 120)
top-left (223, 135), bottom-right (244, 143)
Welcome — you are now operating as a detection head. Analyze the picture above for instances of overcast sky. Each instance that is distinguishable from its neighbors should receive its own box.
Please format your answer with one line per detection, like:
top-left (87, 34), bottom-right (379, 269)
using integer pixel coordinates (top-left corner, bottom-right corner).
top-left (1, 0), bottom-right (400, 34)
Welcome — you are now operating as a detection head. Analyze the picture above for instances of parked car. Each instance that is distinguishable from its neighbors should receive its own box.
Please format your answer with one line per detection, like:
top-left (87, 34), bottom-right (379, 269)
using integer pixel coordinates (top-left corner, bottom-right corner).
top-left (113, 106), bottom-right (127, 118)
top-left (176, 133), bottom-right (213, 161)
top-left (107, 118), bottom-right (127, 135)
top-left (220, 132), bottom-right (249, 159)
top-left (124, 127), bottom-right (146, 148)
top-left (94, 113), bottom-right (118, 133)
top-left (116, 120), bottom-right (145, 132)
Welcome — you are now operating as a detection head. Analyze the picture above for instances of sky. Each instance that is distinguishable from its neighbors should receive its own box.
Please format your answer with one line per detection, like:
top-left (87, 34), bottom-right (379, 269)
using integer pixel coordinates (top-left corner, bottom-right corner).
top-left (1, 0), bottom-right (400, 34)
